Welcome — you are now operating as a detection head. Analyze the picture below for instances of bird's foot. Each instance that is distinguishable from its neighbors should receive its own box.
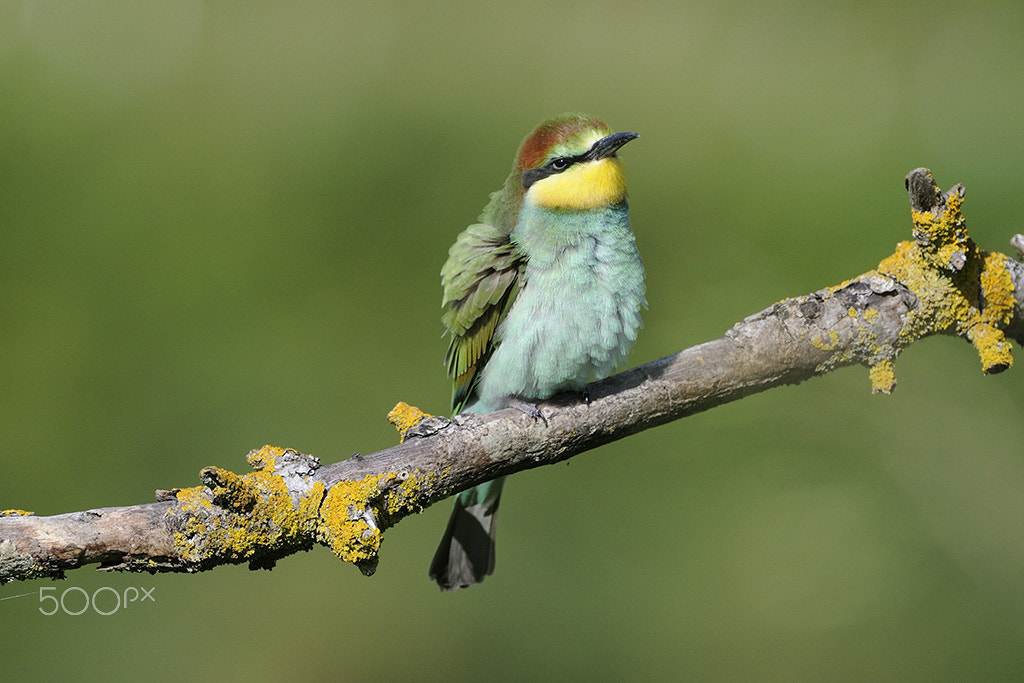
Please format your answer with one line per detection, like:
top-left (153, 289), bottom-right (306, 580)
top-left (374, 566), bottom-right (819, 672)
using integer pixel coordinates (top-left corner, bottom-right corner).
top-left (508, 397), bottom-right (548, 426)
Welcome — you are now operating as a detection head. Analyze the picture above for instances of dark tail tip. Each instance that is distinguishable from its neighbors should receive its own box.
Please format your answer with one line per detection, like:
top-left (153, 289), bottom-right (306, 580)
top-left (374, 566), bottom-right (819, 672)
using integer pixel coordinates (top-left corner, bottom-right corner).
top-left (429, 500), bottom-right (499, 591)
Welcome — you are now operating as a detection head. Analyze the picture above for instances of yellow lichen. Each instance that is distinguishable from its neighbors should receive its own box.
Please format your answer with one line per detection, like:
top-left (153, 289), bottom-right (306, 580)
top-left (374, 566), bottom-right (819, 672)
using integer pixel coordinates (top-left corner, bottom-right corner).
top-left (172, 485), bottom-right (214, 511)
top-left (201, 466), bottom-right (258, 511)
top-left (875, 188), bottom-right (1014, 376)
top-left (387, 402), bottom-right (433, 440)
top-left (810, 330), bottom-right (841, 352)
top-left (383, 469), bottom-right (436, 516)
top-left (968, 323), bottom-right (1014, 374)
top-left (246, 445), bottom-right (291, 473)
top-left (868, 358), bottom-right (896, 394)
top-left (980, 252), bottom-right (1016, 327)
top-left (316, 475), bottom-right (386, 571)
top-left (0, 509), bottom-right (33, 516)
top-left (169, 448), bottom-right (326, 567)
top-left (314, 468), bottom-right (438, 574)
top-left (165, 442), bottom-right (438, 576)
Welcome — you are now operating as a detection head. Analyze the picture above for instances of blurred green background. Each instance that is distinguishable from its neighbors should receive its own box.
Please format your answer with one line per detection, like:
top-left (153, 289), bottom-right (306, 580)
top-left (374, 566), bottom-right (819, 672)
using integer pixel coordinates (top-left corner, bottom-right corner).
top-left (2, 1), bottom-right (1023, 680)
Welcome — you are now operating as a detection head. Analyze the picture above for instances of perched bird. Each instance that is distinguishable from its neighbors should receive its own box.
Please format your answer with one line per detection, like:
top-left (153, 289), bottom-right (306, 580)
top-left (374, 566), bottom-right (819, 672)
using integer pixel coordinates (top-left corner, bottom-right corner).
top-left (429, 113), bottom-right (646, 590)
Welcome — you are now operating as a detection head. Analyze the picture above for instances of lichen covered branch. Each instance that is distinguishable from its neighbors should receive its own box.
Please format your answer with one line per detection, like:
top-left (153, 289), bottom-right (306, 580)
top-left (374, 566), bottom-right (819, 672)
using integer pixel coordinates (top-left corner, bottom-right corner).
top-left (2, 168), bottom-right (1022, 586)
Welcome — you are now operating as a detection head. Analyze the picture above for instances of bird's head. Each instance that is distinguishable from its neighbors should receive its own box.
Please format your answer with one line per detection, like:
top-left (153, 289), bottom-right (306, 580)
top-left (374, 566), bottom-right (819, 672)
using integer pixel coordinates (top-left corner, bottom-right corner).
top-left (515, 113), bottom-right (638, 211)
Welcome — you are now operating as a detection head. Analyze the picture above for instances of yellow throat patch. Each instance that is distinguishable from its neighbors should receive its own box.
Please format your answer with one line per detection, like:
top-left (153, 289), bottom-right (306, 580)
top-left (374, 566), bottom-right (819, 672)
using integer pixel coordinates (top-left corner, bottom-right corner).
top-left (527, 157), bottom-right (627, 210)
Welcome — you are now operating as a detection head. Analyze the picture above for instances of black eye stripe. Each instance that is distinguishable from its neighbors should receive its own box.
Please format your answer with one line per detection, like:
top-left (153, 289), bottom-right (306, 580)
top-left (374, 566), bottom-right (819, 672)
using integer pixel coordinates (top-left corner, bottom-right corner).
top-left (522, 153), bottom-right (584, 188)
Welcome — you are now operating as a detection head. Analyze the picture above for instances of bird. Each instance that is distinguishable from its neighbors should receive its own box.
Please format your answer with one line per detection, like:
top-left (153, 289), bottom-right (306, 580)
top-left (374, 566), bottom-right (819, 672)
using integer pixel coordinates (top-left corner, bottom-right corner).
top-left (429, 113), bottom-right (646, 590)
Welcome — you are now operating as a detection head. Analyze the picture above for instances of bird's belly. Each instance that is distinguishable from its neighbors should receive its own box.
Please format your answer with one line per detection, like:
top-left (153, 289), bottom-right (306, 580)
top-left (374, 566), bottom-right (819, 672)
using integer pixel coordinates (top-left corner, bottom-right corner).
top-left (474, 254), bottom-right (644, 408)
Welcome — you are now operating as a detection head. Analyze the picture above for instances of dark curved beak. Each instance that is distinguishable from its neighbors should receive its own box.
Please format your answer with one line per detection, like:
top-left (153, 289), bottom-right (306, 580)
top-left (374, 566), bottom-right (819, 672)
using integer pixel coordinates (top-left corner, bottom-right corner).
top-left (585, 131), bottom-right (639, 161)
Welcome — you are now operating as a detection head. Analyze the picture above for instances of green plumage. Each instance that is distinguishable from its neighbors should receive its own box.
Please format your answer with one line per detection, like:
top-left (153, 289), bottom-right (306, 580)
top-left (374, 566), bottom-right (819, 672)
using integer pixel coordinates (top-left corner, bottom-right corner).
top-left (441, 217), bottom-right (524, 413)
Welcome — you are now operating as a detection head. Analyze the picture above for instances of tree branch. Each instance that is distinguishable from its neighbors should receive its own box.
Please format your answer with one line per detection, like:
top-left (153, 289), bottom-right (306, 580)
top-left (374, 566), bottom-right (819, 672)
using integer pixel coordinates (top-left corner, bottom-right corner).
top-left (2, 168), bottom-right (1022, 585)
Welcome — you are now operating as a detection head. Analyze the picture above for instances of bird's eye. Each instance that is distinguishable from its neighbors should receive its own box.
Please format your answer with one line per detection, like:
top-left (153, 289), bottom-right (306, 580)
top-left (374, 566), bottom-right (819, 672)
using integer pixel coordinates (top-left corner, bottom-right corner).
top-left (549, 157), bottom-right (570, 171)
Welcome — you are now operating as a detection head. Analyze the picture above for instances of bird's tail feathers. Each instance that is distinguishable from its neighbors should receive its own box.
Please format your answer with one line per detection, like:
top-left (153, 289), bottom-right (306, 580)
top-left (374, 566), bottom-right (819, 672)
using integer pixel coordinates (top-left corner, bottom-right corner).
top-left (429, 478), bottom-right (504, 591)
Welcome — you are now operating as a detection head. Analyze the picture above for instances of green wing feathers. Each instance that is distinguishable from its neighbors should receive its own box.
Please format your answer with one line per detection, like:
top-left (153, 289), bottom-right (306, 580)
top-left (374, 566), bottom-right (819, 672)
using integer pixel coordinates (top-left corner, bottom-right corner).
top-left (441, 222), bottom-right (523, 413)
